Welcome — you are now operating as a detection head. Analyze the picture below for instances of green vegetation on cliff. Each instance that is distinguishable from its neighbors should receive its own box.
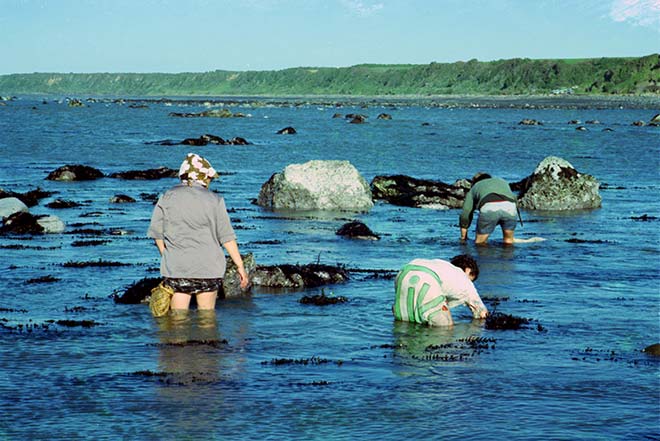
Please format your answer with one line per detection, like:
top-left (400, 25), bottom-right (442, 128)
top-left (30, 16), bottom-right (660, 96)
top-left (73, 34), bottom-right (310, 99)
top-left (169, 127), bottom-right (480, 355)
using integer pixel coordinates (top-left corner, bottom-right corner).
top-left (1, 54), bottom-right (658, 96)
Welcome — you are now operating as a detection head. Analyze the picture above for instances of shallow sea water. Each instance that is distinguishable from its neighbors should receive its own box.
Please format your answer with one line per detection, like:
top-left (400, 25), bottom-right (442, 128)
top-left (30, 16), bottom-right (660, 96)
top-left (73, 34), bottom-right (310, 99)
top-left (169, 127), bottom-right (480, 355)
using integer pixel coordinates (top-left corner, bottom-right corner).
top-left (0, 96), bottom-right (659, 440)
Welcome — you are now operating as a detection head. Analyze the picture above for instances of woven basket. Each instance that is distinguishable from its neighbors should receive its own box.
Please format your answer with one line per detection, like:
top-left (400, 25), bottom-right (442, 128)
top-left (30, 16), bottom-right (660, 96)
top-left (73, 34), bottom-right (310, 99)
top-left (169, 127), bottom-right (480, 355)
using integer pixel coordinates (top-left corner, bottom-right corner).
top-left (149, 282), bottom-right (174, 317)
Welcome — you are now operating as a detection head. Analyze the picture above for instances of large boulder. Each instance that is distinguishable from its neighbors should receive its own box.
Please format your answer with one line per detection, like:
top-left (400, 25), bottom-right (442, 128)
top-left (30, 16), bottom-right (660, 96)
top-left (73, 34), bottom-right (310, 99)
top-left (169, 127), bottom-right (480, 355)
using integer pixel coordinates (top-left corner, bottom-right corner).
top-left (46, 165), bottom-right (104, 181)
top-left (370, 175), bottom-right (467, 209)
top-left (257, 160), bottom-right (373, 211)
top-left (513, 156), bottom-right (601, 210)
top-left (0, 197), bottom-right (29, 219)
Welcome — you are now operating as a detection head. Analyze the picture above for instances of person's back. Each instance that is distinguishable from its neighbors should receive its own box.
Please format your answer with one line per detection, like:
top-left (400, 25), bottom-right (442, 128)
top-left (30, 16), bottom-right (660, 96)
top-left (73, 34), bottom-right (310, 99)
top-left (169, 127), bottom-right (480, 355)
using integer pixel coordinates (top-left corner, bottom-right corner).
top-left (153, 183), bottom-right (235, 279)
top-left (459, 174), bottom-right (518, 245)
top-left (393, 256), bottom-right (487, 326)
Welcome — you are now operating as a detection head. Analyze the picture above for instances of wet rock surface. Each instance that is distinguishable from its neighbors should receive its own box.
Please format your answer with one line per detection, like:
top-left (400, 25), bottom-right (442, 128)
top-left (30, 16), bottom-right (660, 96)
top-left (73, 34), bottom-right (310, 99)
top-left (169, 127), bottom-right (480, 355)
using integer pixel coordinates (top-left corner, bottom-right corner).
top-left (251, 263), bottom-right (349, 288)
top-left (0, 188), bottom-right (53, 207)
top-left (46, 165), bottom-right (104, 181)
top-left (299, 291), bottom-right (348, 305)
top-left (512, 156), bottom-right (602, 210)
top-left (113, 277), bottom-right (162, 304)
top-left (336, 220), bottom-right (380, 240)
top-left (0, 211), bottom-right (44, 235)
top-left (485, 312), bottom-right (533, 330)
top-left (276, 126), bottom-right (297, 134)
top-left (257, 160), bottom-right (374, 211)
top-left (370, 175), bottom-right (467, 209)
top-left (108, 166), bottom-right (178, 180)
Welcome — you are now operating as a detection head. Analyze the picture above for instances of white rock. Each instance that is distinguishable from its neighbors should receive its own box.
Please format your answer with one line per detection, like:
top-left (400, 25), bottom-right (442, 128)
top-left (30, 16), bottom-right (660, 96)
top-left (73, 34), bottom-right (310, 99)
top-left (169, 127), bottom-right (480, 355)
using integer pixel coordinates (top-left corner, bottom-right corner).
top-left (258, 160), bottom-right (373, 211)
top-left (0, 197), bottom-right (29, 219)
top-left (37, 215), bottom-right (65, 233)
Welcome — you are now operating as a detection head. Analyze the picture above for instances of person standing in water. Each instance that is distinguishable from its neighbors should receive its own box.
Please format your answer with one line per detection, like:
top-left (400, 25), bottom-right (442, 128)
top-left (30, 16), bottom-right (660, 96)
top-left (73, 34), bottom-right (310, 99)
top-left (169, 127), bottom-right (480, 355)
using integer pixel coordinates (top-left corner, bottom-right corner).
top-left (393, 254), bottom-right (488, 327)
top-left (148, 153), bottom-right (249, 311)
top-left (459, 173), bottom-right (519, 245)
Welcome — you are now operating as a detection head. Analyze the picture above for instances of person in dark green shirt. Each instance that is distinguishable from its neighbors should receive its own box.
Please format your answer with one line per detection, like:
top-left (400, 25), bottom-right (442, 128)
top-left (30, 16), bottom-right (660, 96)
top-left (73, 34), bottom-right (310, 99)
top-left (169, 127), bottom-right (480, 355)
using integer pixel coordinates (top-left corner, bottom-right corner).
top-left (459, 173), bottom-right (518, 245)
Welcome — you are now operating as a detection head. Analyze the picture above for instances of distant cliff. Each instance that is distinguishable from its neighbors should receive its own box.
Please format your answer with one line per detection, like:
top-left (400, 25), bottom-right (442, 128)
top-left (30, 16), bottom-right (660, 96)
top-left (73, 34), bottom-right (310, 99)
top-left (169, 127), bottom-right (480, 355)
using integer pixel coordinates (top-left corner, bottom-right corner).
top-left (1, 54), bottom-right (658, 96)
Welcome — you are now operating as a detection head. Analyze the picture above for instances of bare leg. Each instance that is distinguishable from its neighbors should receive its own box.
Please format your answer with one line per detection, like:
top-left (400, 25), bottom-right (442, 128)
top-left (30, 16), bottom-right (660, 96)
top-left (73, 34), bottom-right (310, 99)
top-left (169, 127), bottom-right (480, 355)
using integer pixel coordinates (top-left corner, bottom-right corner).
top-left (475, 233), bottom-right (490, 245)
top-left (195, 290), bottom-right (218, 310)
top-left (171, 292), bottom-right (192, 310)
top-left (503, 229), bottom-right (515, 245)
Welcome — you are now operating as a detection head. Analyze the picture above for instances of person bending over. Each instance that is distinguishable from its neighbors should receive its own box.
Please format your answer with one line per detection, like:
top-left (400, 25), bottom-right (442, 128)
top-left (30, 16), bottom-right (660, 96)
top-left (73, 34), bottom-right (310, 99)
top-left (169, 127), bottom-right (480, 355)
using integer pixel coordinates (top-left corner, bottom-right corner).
top-left (393, 254), bottom-right (488, 327)
top-left (148, 153), bottom-right (249, 311)
top-left (460, 172), bottom-right (518, 245)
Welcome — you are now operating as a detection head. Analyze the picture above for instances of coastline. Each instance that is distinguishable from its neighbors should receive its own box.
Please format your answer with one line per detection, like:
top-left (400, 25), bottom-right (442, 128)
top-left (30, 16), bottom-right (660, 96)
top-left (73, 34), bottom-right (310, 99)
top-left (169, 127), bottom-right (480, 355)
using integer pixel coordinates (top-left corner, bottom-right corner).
top-left (5, 93), bottom-right (660, 110)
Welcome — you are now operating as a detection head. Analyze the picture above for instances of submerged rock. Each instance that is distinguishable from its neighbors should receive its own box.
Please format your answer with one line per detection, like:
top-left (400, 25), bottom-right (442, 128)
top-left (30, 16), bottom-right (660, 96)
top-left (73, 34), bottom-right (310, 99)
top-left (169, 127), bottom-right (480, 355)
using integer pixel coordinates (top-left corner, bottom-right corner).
top-left (276, 126), bottom-right (297, 135)
top-left (110, 194), bottom-right (136, 203)
top-left (370, 175), bottom-right (467, 209)
top-left (46, 199), bottom-right (82, 209)
top-left (113, 277), bottom-right (161, 304)
top-left (169, 108), bottom-right (236, 118)
top-left (518, 118), bottom-right (542, 125)
top-left (513, 156), bottom-right (602, 210)
top-left (178, 134), bottom-right (251, 146)
top-left (642, 343), bottom-right (660, 356)
top-left (251, 263), bottom-right (349, 288)
top-left (109, 167), bottom-right (177, 180)
top-left (348, 114), bottom-right (367, 124)
top-left (257, 160), bottom-right (373, 211)
top-left (0, 188), bottom-right (52, 207)
top-left (336, 220), bottom-right (380, 240)
top-left (485, 313), bottom-right (532, 330)
top-left (46, 165), bottom-right (104, 181)
top-left (300, 292), bottom-right (348, 305)
top-left (0, 211), bottom-right (44, 235)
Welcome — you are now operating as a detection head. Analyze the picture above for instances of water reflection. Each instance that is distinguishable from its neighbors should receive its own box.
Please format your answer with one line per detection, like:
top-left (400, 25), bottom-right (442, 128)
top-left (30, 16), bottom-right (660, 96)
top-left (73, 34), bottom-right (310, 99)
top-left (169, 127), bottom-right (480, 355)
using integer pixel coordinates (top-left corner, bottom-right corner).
top-left (155, 309), bottom-right (224, 381)
top-left (391, 320), bottom-right (487, 376)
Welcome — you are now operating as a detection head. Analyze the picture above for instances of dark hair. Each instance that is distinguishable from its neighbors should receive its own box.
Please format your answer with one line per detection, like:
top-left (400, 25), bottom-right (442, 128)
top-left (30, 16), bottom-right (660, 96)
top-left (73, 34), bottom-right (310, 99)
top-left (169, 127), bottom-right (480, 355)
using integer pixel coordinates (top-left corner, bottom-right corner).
top-left (450, 254), bottom-right (479, 281)
top-left (471, 172), bottom-right (492, 185)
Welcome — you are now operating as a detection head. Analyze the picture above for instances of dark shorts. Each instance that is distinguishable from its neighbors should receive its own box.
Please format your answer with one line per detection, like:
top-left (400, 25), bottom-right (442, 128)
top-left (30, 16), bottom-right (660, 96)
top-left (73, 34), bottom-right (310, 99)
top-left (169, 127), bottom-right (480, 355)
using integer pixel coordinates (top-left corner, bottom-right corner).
top-left (163, 277), bottom-right (223, 294)
top-left (477, 201), bottom-right (518, 235)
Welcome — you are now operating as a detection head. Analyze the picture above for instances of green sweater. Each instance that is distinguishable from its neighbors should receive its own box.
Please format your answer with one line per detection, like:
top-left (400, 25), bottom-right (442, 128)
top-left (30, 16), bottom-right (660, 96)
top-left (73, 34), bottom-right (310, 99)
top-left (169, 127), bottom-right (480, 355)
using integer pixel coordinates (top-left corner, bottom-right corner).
top-left (459, 178), bottom-right (516, 228)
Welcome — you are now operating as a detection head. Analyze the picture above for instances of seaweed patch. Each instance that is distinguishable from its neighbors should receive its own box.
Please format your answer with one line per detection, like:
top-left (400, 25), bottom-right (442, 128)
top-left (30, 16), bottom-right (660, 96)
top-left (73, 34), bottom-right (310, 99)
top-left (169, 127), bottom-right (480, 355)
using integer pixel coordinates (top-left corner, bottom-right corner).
top-left (62, 259), bottom-right (131, 268)
top-left (148, 339), bottom-right (229, 348)
top-left (485, 312), bottom-right (533, 330)
top-left (261, 356), bottom-right (343, 366)
top-left (25, 275), bottom-right (60, 284)
top-left (299, 290), bottom-right (348, 306)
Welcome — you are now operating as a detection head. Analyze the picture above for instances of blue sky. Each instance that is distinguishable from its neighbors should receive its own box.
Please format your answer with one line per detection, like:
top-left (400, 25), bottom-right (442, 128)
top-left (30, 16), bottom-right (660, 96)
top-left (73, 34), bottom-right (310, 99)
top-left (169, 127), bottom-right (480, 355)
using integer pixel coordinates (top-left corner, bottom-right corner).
top-left (1, 0), bottom-right (658, 74)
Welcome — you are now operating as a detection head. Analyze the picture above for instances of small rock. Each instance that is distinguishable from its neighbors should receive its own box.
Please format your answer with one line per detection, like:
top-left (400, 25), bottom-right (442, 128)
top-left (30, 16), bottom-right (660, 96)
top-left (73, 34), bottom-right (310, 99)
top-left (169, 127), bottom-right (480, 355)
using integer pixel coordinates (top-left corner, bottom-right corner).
top-left (336, 220), bottom-right (380, 240)
top-left (110, 194), bottom-right (136, 203)
top-left (46, 165), bottom-right (104, 181)
top-left (276, 126), bottom-right (297, 135)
